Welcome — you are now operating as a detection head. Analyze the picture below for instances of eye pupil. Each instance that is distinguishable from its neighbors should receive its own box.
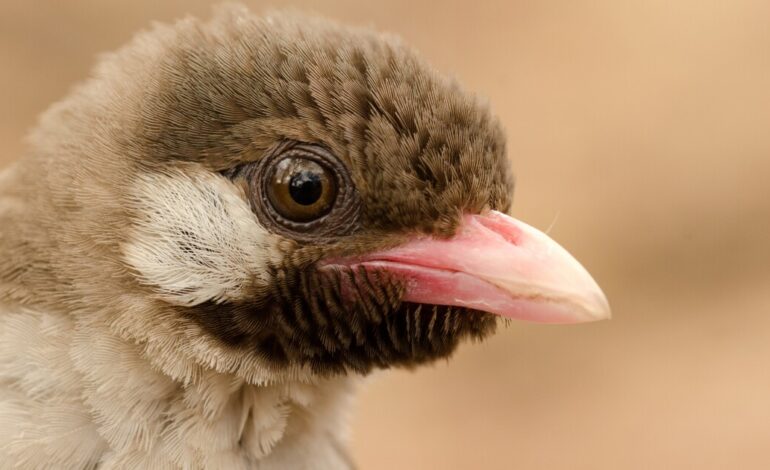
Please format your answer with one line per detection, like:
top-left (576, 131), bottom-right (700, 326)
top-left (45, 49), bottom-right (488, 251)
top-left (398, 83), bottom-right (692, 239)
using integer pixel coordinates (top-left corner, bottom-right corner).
top-left (289, 171), bottom-right (323, 206)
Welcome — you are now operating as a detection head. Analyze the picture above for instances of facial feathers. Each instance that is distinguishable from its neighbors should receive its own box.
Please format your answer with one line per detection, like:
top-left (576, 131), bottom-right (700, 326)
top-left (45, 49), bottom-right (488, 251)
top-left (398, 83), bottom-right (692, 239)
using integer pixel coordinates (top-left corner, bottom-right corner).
top-left (0, 4), bottom-right (609, 468)
top-left (1, 5), bottom-right (512, 380)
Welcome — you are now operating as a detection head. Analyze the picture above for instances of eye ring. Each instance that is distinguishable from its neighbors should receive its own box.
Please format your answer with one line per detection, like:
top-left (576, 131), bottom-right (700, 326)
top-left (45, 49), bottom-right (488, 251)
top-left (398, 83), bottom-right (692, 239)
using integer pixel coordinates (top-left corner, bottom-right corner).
top-left (240, 141), bottom-right (361, 241)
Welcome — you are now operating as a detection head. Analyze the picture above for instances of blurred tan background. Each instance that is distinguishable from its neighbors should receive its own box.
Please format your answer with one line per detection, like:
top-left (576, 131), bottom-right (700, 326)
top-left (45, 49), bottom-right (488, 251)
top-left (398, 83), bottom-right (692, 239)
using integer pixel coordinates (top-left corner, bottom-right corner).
top-left (2, 1), bottom-right (769, 468)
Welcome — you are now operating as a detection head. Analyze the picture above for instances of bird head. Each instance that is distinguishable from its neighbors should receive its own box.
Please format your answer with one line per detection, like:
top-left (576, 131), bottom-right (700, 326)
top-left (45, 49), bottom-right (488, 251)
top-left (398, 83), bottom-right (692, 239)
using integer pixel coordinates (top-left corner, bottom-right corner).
top-left (10, 6), bottom-right (609, 383)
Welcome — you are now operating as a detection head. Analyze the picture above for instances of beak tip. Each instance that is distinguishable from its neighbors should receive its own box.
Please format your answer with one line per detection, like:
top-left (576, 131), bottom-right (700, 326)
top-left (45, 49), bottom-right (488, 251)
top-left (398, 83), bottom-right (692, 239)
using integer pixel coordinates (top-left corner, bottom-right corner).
top-left (583, 291), bottom-right (612, 322)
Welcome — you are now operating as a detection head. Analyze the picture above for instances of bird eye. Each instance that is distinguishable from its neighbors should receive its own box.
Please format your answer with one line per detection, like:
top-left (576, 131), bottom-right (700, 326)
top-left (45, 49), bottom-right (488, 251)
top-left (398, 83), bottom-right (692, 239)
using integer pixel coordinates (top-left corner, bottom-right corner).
top-left (266, 158), bottom-right (338, 222)
top-left (228, 141), bottom-right (361, 241)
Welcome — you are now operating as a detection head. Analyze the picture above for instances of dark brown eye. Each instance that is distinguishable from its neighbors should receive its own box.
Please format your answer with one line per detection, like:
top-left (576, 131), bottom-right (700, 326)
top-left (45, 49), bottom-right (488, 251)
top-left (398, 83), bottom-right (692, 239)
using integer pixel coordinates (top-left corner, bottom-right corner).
top-left (227, 141), bottom-right (361, 242)
top-left (266, 158), bottom-right (338, 222)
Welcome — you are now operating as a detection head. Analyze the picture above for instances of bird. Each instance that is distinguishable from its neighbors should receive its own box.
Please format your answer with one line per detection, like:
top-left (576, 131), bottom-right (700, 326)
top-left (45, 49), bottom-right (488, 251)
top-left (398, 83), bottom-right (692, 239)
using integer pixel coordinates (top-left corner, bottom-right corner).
top-left (0, 5), bottom-right (610, 469)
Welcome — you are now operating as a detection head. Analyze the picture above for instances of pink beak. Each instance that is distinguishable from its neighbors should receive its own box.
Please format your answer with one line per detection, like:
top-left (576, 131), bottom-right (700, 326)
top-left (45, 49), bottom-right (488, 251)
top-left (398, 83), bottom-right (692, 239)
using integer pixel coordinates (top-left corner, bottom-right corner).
top-left (324, 211), bottom-right (610, 324)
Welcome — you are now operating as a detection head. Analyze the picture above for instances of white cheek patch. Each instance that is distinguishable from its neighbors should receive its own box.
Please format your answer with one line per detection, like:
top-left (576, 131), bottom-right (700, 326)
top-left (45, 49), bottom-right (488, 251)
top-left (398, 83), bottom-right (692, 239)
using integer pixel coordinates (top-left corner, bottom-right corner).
top-left (124, 168), bottom-right (279, 307)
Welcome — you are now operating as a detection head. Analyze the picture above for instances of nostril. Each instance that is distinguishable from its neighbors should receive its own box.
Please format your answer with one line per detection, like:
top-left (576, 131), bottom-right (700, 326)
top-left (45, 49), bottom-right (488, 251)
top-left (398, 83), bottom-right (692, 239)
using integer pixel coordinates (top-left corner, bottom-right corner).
top-left (466, 211), bottom-right (522, 245)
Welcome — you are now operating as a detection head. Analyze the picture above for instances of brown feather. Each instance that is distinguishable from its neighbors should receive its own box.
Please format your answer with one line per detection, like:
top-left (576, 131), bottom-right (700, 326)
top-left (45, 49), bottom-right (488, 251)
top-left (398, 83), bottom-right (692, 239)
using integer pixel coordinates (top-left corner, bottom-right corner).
top-left (0, 4), bottom-right (512, 467)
